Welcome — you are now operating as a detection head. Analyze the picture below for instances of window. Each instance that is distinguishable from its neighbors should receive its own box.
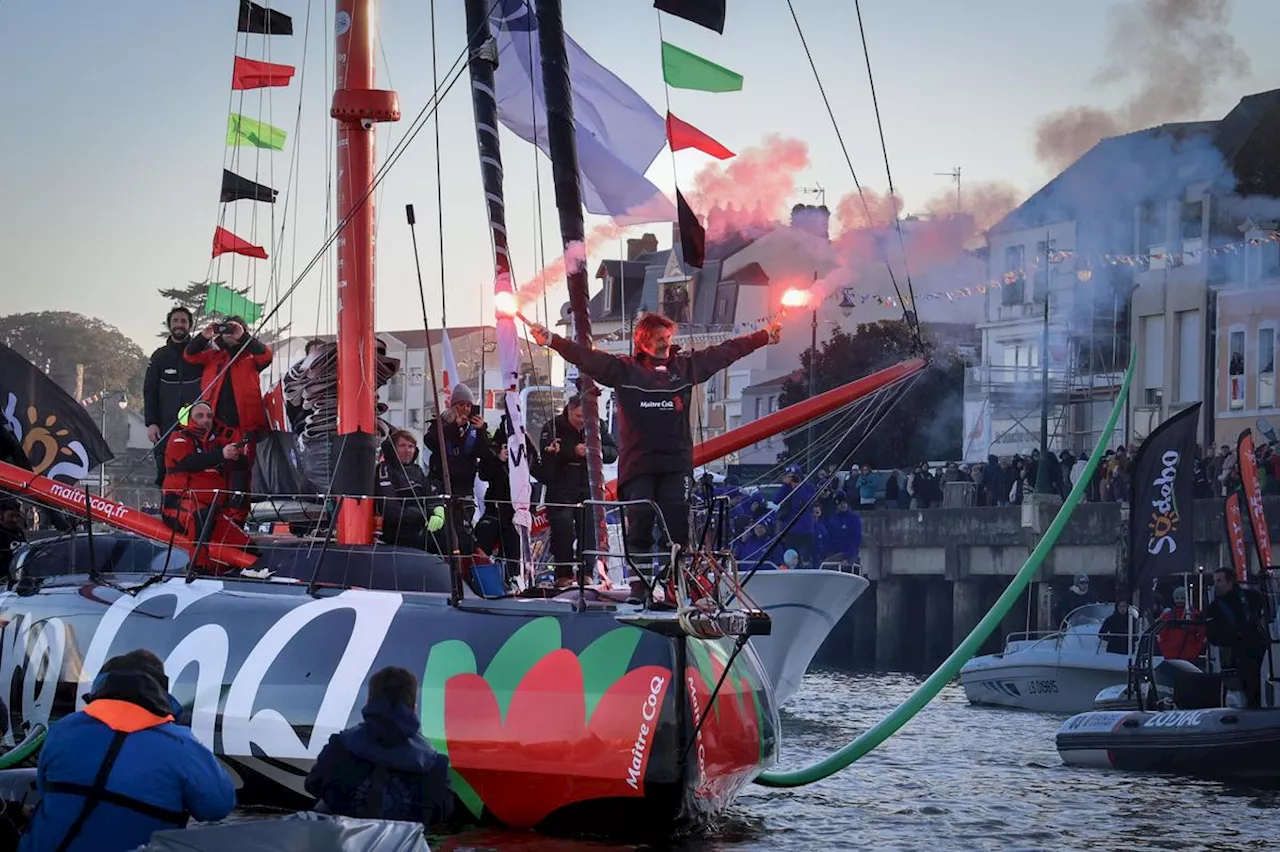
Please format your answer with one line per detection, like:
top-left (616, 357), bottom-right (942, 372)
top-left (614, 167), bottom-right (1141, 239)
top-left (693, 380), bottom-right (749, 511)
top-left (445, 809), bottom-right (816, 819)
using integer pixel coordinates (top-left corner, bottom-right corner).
top-left (1142, 315), bottom-right (1165, 392)
top-left (602, 274), bottom-right (614, 313)
top-left (1260, 327), bottom-right (1276, 409)
top-left (754, 398), bottom-right (763, 420)
top-left (1142, 201), bottom-right (1167, 249)
top-left (386, 373), bottom-right (404, 402)
top-left (1004, 245), bottom-right (1026, 273)
top-left (1251, 240), bottom-right (1280, 283)
top-left (1001, 245), bottom-right (1026, 306)
top-left (1228, 329), bottom-right (1245, 410)
top-left (1180, 200), bottom-right (1204, 240)
top-left (1032, 239), bottom-right (1057, 301)
top-left (1175, 311), bottom-right (1200, 403)
top-left (409, 409), bottom-right (421, 427)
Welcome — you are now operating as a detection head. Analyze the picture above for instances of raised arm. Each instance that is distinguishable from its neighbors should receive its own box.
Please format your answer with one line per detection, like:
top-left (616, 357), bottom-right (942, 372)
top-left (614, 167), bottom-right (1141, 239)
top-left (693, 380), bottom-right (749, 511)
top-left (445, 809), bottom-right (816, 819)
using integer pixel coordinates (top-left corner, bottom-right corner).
top-left (529, 322), bottom-right (626, 388)
top-left (684, 329), bottom-right (772, 383)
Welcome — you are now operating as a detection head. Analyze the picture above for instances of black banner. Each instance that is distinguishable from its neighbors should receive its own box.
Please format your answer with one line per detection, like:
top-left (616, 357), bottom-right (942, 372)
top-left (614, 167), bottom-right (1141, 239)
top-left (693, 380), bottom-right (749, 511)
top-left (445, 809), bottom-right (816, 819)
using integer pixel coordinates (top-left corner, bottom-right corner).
top-left (0, 343), bottom-right (114, 484)
top-left (654, 0), bottom-right (727, 34)
top-left (220, 169), bottom-right (278, 204)
top-left (237, 0), bottom-right (293, 35)
top-left (1128, 402), bottom-right (1200, 601)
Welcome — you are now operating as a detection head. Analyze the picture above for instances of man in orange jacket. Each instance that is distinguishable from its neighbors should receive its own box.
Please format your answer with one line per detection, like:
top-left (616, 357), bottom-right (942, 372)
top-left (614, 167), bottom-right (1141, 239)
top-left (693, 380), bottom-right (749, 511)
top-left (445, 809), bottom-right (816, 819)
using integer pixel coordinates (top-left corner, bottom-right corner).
top-left (161, 402), bottom-right (253, 572)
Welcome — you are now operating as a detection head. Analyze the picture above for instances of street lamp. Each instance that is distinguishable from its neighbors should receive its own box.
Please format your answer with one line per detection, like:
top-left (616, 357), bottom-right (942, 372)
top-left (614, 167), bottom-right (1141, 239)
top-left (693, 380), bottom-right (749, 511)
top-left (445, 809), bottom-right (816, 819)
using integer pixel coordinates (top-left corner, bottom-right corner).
top-left (839, 287), bottom-right (856, 320)
top-left (99, 389), bottom-right (128, 496)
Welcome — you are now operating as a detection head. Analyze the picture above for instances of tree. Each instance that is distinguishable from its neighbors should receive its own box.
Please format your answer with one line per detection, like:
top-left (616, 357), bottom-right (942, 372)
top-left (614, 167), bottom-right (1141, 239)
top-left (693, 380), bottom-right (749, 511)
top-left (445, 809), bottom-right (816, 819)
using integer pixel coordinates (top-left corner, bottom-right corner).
top-left (0, 312), bottom-right (149, 402)
top-left (777, 320), bottom-right (967, 471)
top-left (156, 281), bottom-right (289, 343)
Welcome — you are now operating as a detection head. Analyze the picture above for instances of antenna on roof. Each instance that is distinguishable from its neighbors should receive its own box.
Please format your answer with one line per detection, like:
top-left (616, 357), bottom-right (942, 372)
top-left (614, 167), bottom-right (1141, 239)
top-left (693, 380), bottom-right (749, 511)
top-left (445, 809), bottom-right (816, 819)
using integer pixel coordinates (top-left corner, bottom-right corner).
top-left (797, 185), bottom-right (826, 207)
top-left (934, 166), bottom-right (961, 213)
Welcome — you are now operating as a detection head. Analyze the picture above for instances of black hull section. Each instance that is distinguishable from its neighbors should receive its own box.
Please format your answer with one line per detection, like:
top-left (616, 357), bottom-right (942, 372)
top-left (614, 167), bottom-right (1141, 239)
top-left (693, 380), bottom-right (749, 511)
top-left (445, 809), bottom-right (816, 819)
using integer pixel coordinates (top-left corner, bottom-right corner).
top-left (1057, 708), bottom-right (1280, 781)
top-left (0, 536), bottom-right (779, 836)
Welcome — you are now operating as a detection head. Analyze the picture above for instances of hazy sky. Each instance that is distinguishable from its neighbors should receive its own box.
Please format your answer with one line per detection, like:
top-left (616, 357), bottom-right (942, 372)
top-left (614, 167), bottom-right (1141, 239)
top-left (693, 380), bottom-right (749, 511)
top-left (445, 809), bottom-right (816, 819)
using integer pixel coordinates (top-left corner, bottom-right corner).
top-left (2, 0), bottom-right (1278, 350)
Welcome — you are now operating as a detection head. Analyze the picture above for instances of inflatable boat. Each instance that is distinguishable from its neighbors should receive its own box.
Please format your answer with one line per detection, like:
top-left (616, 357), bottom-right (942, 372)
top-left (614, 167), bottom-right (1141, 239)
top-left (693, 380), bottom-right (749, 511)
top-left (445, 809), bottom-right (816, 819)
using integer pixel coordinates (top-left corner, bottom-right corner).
top-left (1056, 707), bottom-right (1280, 780)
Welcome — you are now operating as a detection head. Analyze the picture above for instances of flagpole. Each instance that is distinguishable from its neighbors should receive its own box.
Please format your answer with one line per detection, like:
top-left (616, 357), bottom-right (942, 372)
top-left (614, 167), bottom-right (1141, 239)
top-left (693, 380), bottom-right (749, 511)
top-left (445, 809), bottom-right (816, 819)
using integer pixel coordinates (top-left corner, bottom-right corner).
top-left (535, 0), bottom-right (609, 560)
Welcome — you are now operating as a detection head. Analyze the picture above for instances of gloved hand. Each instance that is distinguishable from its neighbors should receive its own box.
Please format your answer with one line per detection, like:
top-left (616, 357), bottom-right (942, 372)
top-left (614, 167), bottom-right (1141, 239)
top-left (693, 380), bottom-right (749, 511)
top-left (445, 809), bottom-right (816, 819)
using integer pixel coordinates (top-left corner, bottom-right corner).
top-left (427, 506), bottom-right (445, 533)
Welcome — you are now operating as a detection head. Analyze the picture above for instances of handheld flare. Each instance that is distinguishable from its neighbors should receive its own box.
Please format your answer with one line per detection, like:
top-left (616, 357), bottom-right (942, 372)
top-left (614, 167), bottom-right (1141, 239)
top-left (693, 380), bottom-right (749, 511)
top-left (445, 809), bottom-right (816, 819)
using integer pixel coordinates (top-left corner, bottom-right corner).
top-left (780, 287), bottom-right (811, 318)
top-left (494, 291), bottom-right (533, 326)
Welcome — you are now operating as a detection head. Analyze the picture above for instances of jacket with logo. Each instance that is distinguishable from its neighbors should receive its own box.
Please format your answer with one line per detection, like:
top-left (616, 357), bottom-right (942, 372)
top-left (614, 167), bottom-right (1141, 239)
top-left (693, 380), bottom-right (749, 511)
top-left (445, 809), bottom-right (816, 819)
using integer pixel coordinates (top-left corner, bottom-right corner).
top-left (548, 331), bottom-right (768, 486)
top-left (144, 337), bottom-right (206, 433)
top-left (537, 412), bottom-right (618, 501)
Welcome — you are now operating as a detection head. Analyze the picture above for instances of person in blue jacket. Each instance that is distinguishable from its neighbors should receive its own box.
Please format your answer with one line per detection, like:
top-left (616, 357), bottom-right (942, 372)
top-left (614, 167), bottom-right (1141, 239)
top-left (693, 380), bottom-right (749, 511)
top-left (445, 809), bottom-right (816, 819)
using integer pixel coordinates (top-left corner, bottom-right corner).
top-left (305, 665), bottom-right (453, 827)
top-left (775, 466), bottom-right (817, 557)
top-left (825, 492), bottom-right (864, 567)
top-left (20, 649), bottom-right (235, 852)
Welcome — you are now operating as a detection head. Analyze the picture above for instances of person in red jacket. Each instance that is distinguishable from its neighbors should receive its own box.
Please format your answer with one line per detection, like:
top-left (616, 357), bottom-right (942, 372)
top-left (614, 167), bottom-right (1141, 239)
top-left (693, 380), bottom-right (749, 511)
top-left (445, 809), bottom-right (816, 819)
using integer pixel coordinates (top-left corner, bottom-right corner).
top-left (1157, 586), bottom-right (1207, 662)
top-left (184, 316), bottom-right (273, 521)
top-left (161, 401), bottom-right (253, 572)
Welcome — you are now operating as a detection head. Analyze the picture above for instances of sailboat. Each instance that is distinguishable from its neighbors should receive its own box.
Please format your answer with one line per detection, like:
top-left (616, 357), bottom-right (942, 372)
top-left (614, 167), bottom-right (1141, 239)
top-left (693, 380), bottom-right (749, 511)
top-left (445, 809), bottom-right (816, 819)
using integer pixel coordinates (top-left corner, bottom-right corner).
top-left (0, 0), bottom-right (924, 838)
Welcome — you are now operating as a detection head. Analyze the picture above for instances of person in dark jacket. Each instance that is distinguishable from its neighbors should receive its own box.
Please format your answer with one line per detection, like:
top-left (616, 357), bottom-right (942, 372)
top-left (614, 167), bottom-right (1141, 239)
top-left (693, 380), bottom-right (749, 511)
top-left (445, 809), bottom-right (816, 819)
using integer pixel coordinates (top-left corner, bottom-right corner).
top-left (305, 666), bottom-right (453, 827)
top-left (377, 430), bottom-right (446, 551)
top-left (1203, 567), bottom-right (1271, 708)
top-left (20, 649), bottom-right (235, 852)
top-left (1055, 573), bottom-right (1096, 623)
top-left (775, 466), bottom-right (818, 560)
top-left (824, 493), bottom-right (863, 566)
top-left (1099, 599), bottom-right (1132, 655)
top-left (0, 498), bottom-right (26, 581)
top-left (424, 384), bottom-right (491, 554)
top-left (530, 312), bottom-right (779, 582)
top-left (981, 453), bottom-right (1004, 507)
top-left (144, 307), bottom-right (206, 486)
top-left (476, 421), bottom-right (540, 573)
top-left (538, 396), bottom-right (618, 584)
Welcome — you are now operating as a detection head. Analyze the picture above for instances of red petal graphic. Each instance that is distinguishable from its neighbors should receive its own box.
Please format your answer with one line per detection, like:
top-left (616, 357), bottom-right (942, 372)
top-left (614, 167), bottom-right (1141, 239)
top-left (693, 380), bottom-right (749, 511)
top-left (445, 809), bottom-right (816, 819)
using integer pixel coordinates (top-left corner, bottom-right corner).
top-left (685, 666), bottom-right (761, 803)
top-left (445, 650), bottom-right (674, 829)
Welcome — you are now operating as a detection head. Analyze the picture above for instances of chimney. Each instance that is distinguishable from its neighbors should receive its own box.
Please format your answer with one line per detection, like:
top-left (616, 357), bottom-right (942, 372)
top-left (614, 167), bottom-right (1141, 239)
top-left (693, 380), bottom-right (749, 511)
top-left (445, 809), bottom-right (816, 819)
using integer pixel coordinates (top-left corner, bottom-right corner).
top-left (626, 232), bottom-right (658, 260)
top-left (672, 222), bottom-right (682, 246)
top-left (791, 203), bottom-right (831, 241)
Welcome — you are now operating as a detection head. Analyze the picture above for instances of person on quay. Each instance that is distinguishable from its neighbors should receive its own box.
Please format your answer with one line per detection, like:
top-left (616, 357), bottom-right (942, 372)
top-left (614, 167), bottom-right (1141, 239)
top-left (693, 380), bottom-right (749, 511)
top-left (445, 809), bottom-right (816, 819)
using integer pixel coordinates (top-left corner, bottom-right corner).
top-left (144, 307), bottom-right (206, 487)
top-left (529, 312), bottom-right (780, 597)
top-left (19, 649), bottom-right (235, 852)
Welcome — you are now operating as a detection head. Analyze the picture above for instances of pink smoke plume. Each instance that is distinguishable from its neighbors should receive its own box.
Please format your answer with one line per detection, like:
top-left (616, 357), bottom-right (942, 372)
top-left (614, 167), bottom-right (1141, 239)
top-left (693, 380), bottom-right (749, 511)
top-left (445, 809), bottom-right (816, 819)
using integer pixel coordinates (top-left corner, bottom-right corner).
top-left (691, 135), bottom-right (811, 241)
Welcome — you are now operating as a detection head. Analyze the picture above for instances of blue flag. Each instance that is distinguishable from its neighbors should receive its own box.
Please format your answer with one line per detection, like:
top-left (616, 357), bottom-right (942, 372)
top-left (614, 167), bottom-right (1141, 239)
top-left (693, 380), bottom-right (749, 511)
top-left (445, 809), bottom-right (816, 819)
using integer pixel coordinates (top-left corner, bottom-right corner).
top-left (491, 0), bottom-right (677, 224)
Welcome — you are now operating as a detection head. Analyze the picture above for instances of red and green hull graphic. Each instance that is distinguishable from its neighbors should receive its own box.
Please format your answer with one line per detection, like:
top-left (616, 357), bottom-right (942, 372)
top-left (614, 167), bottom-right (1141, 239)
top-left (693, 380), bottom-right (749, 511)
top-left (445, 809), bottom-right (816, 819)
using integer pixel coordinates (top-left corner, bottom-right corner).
top-left (0, 541), bottom-right (778, 834)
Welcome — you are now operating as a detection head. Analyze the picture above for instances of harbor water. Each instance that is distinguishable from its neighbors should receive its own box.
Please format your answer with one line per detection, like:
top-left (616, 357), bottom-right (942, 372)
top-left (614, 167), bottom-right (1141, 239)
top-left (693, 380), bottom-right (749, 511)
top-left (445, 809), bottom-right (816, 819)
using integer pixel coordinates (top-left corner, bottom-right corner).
top-left (433, 670), bottom-right (1280, 852)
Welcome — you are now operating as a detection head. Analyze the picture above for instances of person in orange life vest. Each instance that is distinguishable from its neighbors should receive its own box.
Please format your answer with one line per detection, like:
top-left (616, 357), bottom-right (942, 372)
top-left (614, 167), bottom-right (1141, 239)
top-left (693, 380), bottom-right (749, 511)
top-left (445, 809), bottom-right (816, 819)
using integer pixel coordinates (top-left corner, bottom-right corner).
top-left (161, 401), bottom-right (253, 571)
top-left (183, 315), bottom-right (273, 521)
top-left (18, 649), bottom-right (234, 852)
top-left (1157, 586), bottom-right (1207, 662)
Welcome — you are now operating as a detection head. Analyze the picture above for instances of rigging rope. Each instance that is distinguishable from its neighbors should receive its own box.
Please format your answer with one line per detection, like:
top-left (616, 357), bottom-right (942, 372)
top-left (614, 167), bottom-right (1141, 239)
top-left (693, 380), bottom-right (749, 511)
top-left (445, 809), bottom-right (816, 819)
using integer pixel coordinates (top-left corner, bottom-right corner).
top-left (782, 0), bottom-right (918, 346)
top-left (753, 346), bottom-right (1136, 787)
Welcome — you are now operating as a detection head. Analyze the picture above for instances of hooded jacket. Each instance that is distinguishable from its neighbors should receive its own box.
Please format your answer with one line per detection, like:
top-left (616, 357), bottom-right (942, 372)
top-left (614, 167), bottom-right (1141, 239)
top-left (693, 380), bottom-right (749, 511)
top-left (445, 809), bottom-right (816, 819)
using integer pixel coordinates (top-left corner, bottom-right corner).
top-left (548, 330), bottom-right (768, 486)
top-left (144, 336), bottom-right (205, 432)
top-left (305, 699), bottom-right (453, 826)
top-left (825, 507), bottom-right (863, 562)
top-left (423, 414), bottom-right (492, 495)
top-left (20, 665), bottom-right (234, 852)
top-left (537, 411), bottom-right (618, 501)
top-left (377, 439), bottom-right (444, 545)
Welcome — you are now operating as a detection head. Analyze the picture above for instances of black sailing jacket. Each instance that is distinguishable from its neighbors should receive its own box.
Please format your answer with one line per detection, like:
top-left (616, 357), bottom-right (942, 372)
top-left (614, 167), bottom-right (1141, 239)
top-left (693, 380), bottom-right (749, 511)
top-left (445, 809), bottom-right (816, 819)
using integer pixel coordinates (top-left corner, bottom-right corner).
top-left (143, 337), bottom-right (205, 431)
top-left (548, 331), bottom-right (768, 486)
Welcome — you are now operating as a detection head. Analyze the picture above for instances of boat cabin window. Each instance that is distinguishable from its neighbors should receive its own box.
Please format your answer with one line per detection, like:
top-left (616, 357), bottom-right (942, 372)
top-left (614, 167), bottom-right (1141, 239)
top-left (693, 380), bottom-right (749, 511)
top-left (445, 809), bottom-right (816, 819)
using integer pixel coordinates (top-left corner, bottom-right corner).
top-left (1063, 602), bottom-right (1113, 629)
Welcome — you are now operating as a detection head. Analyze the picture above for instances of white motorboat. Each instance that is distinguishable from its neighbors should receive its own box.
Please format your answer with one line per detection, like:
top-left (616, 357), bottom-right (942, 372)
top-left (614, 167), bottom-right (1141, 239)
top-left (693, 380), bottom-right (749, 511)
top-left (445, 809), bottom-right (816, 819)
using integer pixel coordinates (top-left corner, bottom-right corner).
top-left (960, 603), bottom-right (1145, 714)
top-left (731, 567), bottom-right (869, 706)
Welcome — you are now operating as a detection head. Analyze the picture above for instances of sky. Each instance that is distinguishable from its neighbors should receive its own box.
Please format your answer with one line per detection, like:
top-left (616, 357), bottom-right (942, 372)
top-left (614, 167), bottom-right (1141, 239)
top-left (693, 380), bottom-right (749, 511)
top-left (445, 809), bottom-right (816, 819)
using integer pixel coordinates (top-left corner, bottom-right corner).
top-left (2, 0), bottom-right (1279, 352)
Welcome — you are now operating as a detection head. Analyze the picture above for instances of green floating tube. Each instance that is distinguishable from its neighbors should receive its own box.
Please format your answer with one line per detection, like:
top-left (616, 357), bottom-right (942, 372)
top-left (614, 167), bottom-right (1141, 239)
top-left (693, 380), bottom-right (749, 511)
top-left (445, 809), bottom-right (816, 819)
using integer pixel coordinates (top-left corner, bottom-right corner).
top-left (0, 724), bottom-right (47, 770)
top-left (755, 346), bottom-right (1136, 788)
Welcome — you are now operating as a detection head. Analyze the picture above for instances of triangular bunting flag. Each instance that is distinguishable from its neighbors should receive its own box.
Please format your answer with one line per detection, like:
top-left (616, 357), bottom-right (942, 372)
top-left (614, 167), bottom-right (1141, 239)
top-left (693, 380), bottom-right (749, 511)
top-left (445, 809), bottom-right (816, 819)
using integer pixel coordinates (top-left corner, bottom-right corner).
top-left (661, 42), bottom-right (743, 92)
top-left (220, 169), bottom-right (278, 203)
top-left (227, 113), bottom-right (287, 150)
top-left (676, 190), bottom-right (706, 269)
top-left (206, 281), bottom-right (265, 324)
top-left (666, 112), bottom-right (734, 159)
top-left (654, 0), bottom-right (726, 34)
top-left (231, 56), bottom-right (296, 90)
top-left (238, 0), bottom-right (294, 35)
top-left (212, 226), bottom-right (268, 260)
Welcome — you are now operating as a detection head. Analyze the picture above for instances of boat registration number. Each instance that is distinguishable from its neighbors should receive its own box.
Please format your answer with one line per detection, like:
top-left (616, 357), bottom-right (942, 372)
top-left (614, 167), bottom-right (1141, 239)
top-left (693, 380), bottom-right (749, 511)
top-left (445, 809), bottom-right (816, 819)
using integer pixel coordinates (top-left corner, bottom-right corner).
top-left (1028, 679), bottom-right (1058, 695)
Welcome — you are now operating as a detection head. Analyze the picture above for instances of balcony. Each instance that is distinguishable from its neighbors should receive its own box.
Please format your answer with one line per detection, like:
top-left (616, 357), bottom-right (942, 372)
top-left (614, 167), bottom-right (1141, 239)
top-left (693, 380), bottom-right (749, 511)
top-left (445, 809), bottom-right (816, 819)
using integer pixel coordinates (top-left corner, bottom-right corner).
top-left (965, 364), bottom-right (1072, 396)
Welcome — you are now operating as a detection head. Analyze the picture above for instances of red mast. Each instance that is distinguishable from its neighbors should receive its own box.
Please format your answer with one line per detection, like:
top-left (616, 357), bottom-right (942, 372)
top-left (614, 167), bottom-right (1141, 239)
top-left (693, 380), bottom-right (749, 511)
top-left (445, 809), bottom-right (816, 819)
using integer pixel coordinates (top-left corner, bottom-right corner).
top-left (330, 0), bottom-right (399, 544)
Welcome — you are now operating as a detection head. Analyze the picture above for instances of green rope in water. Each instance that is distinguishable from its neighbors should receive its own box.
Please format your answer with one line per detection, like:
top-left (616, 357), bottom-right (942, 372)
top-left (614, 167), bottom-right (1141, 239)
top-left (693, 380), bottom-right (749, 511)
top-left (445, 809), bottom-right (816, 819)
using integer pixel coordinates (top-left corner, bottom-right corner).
top-left (0, 725), bottom-right (46, 770)
top-left (755, 345), bottom-right (1136, 788)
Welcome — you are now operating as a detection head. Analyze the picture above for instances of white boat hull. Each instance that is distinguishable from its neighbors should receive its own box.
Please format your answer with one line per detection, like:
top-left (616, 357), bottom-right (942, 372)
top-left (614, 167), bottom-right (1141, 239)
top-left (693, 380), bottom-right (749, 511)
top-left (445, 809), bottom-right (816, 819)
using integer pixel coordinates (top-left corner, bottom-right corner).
top-left (732, 569), bottom-right (869, 705)
top-left (959, 658), bottom-right (1133, 714)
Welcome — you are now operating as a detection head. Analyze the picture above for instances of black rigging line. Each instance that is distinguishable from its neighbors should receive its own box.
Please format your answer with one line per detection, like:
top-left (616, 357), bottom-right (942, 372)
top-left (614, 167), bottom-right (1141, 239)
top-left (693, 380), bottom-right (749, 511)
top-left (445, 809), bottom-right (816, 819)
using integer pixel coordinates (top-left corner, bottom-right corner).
top-left (852, 0), bottom-right (924, 352)
top-left (783, 0), bottom-right (922, 350)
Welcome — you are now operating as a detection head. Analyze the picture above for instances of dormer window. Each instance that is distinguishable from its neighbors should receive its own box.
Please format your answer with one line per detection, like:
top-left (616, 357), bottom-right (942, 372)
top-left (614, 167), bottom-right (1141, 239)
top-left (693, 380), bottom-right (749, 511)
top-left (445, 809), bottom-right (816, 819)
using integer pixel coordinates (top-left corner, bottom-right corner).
top-left (602, 273), bottom-right (614, 313)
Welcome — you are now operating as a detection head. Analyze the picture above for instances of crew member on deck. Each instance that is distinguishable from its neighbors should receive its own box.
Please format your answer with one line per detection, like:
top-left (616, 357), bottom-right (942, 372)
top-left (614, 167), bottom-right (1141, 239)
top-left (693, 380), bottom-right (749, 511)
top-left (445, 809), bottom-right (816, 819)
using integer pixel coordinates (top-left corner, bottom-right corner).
top-left (161, 402), bottom-right (254, 572)
top-left (377, 430), bottom-right (447, 551)
top-left (539, 395), bottom-right (617, 587)
top-left (1204, 567), bottom-right (1270, 708)
top-left (529, 312), bottom-right (780, 595)
top-left (184, 316), bottom-right (273, 522)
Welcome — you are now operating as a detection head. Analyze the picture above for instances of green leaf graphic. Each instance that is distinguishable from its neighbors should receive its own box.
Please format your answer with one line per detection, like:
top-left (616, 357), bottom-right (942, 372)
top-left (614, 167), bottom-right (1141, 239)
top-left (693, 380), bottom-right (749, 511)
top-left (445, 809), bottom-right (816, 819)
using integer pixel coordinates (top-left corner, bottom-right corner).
top-left (578, 626), bottom-right (643, 721)
top-left (421, 639), bottom-right (477, 755)
top-left (450, 769), bottom-right (485, 819)
top-left (483, 617), bottom-right (562, 721)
